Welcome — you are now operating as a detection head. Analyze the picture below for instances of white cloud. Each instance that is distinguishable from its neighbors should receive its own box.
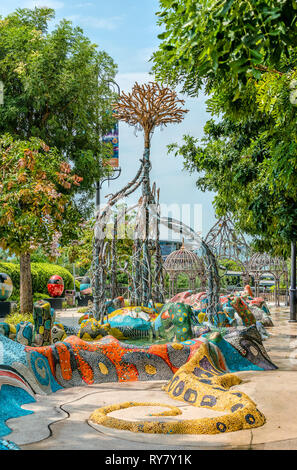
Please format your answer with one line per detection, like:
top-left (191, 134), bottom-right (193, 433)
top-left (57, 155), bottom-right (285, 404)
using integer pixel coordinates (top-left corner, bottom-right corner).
top-left (67, 14), bottom-right (123, 31)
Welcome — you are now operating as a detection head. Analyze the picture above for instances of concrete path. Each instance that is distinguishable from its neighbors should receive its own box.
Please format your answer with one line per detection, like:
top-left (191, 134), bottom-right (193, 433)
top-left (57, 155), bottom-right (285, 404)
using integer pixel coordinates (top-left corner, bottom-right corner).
top-left (3, 305), bottom-right (297, 450)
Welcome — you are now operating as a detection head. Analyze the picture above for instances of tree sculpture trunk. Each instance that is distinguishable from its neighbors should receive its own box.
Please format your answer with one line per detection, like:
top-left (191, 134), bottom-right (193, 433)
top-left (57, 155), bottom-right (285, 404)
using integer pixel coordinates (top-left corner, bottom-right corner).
top-left (20, 252), bottom-right (33, 314)
top-left (141, 142), bottom-right (151, 307)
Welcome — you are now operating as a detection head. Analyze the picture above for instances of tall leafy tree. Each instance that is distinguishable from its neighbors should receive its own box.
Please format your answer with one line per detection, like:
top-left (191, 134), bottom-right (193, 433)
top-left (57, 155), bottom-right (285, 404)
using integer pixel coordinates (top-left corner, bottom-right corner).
top-left (152, 0), bottom-right (297, 256)
top-left (153, 0), bottom-right (297, 94)
top-left (0, 7), bottom-right (117, 212)
top-left (0, 134), bottom-right (83, 313)
top-left (0, 7), bottom-right (118, 311)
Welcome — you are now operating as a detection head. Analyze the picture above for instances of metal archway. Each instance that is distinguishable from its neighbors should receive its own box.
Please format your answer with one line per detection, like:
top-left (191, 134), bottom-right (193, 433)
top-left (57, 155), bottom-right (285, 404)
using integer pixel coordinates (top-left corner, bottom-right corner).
top-left (92, 194), bottom-right (221, 322)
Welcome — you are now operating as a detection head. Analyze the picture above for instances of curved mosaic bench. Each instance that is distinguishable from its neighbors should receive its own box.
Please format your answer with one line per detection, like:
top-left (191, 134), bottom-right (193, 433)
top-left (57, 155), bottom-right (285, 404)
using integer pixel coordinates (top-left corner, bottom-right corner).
top-left (0, 438), bottom-right (20, 450)
top-left (0, 365), bottom-right (36, 440)
top-left (89, 342), bottom-right (266, 435)
top-left (0, 314), bottom-right (277, 437)
top-left (0, 324), bottom-right (276, 394)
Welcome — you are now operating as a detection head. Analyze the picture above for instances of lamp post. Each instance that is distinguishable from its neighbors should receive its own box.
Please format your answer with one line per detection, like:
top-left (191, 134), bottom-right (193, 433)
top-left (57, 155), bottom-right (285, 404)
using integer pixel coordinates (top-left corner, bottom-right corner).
top-left (96, 78), bottom-right (121, 211)
top-left (289, 241), bottom-right (297, 322)
top-left (94, 77), bottom-right (121, 320)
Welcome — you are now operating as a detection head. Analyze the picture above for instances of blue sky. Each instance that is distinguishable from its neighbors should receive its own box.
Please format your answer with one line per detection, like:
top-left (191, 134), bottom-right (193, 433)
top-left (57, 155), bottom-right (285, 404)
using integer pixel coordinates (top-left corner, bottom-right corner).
top-left (0, 0), bottom-right (217, 238)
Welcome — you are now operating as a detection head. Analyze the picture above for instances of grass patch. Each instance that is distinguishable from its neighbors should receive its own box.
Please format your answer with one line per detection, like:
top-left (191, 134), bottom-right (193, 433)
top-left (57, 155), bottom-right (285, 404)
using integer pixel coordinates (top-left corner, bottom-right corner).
top-left (4, 311), bottom-right (34, 325)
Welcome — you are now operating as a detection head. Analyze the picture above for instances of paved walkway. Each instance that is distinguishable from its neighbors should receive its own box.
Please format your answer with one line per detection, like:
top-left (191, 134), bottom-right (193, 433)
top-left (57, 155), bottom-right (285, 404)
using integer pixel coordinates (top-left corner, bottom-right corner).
top-left (3, 306), bottom-right (297, 450)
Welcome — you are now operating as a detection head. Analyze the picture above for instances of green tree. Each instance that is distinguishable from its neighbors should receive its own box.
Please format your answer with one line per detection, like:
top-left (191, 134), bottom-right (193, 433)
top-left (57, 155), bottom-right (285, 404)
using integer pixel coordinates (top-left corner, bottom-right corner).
top-left (152, 0), bottom-right (297, 257)
top-left (0, 7), bottom-right (117, 213)
top-left (0, 134), bottom-right (83, 313)
top-left (153, 0), bottom-right (297, 94)
top-left (167, 115), bottom-right (296, 258)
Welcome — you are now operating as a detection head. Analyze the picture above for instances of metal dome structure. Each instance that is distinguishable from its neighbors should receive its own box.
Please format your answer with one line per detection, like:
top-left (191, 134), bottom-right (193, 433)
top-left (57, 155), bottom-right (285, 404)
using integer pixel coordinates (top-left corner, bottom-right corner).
top-left (248, 252), bottom-right (289, 305)
top-left (163, 240), bottom-right (207, 296)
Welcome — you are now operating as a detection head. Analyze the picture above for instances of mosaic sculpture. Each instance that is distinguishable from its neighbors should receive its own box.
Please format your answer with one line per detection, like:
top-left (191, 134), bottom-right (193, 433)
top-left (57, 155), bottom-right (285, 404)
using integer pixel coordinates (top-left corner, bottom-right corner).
top-left (47, 275), bottom-right (64, 298)
top-left (89, 342), bottom-right (266, 435)
top-left (154, 302), bottom-right (195, 342)
top-left (0, 273), bottom-right (13, 301)
top-left (0, 326), bottom-right (276, 394)
top-left (162, 288), bottom-right (273, 335)
top-left (238, 286), bottom-right (274, 326)
top-left (0, 300), bottom-right (55, 347)
top-left (33, 300), bottom-right (56, 346)
top-left (79, 276), bottom-right (91, 296)
top-left (15, 321), bottom-right (34, 346)
top-left (0, 313), bottom-right (277, 438)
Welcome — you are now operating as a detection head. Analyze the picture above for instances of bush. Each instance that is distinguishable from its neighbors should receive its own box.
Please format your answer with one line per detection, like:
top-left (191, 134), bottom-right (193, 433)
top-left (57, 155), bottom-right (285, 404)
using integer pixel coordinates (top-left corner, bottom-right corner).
top-left (4, 311), bottom-right (33, 325)
top-left (77, 306), bottom-right (89, 313)
top-left (0, 261), bottom-right (79, 296)
top-left (33, 292), bottom-right (51, 303)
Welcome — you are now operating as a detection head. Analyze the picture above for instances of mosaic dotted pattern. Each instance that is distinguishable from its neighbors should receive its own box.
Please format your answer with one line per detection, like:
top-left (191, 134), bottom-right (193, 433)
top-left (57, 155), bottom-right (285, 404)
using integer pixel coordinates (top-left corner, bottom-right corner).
top-left (167, 289), bottom-right (273, 330)
top-left (155, 302), bottom-right (194, 342)
top-left (28, 335), bottom-right (204, 387)
top-left (89, 342), bottom-right (266, 435)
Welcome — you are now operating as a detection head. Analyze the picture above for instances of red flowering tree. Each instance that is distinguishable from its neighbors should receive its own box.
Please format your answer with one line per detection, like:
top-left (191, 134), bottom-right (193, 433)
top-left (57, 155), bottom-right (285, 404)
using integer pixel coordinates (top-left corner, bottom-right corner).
top-left (0, 134), bottom-right (83, 313)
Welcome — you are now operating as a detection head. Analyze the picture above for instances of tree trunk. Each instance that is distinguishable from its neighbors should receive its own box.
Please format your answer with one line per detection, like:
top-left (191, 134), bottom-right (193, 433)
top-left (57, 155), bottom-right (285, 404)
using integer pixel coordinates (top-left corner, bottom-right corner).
top-left (20, 252), bottom-right (33, 314)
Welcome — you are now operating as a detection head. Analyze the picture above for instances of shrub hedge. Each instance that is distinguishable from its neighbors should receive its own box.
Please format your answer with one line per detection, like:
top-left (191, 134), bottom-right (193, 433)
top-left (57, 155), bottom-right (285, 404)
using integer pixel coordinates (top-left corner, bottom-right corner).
top-left (0, 262), bottom-right (80, 298)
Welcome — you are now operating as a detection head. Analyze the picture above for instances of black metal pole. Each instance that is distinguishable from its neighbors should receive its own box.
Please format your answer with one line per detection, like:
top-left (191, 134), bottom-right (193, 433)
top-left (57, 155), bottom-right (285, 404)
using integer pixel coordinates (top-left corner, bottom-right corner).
top-left (289, 241), bottom-right (297, 322)
top-left (96, 180), bottom-right (100, 208)
top-left (94, 180), bottom-right (101, 320)
top-left (93, 73), bottom-right (121, 320)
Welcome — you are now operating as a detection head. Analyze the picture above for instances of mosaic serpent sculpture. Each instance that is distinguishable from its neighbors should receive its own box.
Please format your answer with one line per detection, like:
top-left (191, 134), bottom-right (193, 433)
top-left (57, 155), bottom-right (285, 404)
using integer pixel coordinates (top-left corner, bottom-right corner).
top-left (0, 287), bottom-right (276, 439)
top-left (0, 299), bottom-right (56, 347)
top-left (90, 342), bottom-right (266, 434)
top-left (0, 320), bottom-right (277, 439)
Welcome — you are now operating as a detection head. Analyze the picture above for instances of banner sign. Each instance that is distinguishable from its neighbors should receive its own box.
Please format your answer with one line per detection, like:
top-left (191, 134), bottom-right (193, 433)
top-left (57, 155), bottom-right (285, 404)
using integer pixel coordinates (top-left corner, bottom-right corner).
top-left (103, 122), bottom-right (119, 168)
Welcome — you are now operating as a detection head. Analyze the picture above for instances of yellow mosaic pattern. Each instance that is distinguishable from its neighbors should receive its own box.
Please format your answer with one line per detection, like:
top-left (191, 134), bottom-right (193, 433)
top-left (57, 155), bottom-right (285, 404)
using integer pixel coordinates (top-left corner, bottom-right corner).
top-left (78, 318), bottom-right (126, 341)
top-left (89, 343), bottom-right (266, 434)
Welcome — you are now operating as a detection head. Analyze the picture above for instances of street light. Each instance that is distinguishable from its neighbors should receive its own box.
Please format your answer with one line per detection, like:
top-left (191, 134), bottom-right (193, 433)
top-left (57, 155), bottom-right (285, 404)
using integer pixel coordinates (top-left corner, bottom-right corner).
top-left (94, 76), bottom-right (121, 319)
top-left (289, 241), bottom-right (297, 322)
top-left (95, 78), bottom-right (121, 212)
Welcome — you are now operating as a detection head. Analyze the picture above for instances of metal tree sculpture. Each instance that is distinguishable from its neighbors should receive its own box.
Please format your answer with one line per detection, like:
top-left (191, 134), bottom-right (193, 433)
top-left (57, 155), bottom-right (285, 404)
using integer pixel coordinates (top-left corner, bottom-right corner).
top-left (92, 82), bottom-right (188, 319)
top-left (112, 82), bottom-right (188, 307)
top-left (205, 216), bottom-right (251, 288)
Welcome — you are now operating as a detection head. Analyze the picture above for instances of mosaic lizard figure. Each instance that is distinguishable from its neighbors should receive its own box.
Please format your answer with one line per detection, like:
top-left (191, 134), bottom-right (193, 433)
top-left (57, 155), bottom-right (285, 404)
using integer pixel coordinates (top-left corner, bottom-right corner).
top-left (154, 288), bottom-right (273, 343)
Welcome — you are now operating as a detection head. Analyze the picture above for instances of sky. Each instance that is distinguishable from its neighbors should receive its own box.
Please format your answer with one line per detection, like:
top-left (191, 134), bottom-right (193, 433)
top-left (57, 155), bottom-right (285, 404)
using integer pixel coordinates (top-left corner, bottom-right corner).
top-left (0, 0), bottom-right (217, 239)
